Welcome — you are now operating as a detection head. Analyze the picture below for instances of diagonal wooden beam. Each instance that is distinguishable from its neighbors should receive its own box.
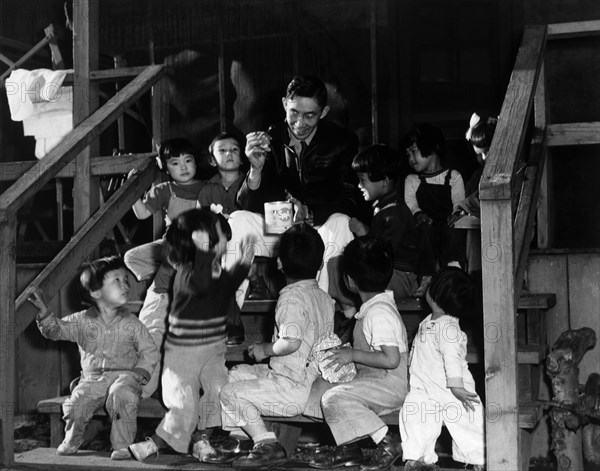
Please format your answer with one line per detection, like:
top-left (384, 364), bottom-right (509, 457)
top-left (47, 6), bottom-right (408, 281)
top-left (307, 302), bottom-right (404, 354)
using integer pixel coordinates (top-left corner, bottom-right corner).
top-left (13, 161), bottom-right (157, 336)
top-left (0, 65), bottom-right (165, 217)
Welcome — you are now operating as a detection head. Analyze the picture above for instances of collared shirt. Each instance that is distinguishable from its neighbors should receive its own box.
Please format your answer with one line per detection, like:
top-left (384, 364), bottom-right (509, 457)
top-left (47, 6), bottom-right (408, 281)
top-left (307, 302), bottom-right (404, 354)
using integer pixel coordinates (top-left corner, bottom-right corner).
top-left (355, 291), bottom-right (408, 352)
top-left (288, 125), bottom-right (317, 157)
top-left (197, 173), bottom-right (245, 216)
top-left (269, 279), bottom-right (335, 385)
top-left (37, 306), bottom-right (159, 381)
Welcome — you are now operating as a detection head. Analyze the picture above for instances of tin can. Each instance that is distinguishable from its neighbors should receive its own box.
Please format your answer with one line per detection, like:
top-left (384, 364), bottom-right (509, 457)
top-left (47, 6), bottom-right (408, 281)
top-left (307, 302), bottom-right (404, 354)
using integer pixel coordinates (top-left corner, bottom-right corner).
top-left (264, 201), bottom-right (293, 234)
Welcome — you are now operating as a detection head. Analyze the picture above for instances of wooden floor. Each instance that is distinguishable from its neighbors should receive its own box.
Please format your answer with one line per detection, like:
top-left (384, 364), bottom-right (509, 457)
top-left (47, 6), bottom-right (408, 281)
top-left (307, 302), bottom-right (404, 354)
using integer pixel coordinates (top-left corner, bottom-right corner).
top-left (13, 447), bottom-right (392, 471)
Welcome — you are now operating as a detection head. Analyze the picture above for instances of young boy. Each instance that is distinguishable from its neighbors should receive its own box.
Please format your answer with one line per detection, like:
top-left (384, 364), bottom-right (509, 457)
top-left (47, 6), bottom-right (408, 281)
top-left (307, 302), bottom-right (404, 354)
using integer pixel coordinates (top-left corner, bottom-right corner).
top-left (349, 144), bottom-right (419, 302)
top-left (309, 237), bottom-right (408, 471)
top-left (27, 256), bottom-right (159, 460)
top-left (205, 223), bottom-right (335, 469)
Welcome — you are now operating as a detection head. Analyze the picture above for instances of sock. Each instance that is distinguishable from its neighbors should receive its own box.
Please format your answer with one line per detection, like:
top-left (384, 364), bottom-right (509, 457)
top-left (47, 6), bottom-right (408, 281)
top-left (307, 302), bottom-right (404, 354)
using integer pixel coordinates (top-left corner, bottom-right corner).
top-left (253, 431), bottom-right (277, 444)
top-left (370, 425), bottom-right (388, 445)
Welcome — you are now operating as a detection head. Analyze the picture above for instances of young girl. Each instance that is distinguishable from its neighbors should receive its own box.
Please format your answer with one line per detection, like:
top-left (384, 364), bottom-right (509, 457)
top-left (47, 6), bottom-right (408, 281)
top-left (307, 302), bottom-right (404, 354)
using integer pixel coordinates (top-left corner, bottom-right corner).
top-left (128, 208), bottom-right (254, 463)
top-left (349, 144), bottom-right (419, 301)
top-left (403, 124), bottom-right (466, 297)
top-left (124, 138), bottom-right (204, 282)
top-left (399, 267), bottom-right (484, 470)
top-left (198, 131), bottom-right (246, 217)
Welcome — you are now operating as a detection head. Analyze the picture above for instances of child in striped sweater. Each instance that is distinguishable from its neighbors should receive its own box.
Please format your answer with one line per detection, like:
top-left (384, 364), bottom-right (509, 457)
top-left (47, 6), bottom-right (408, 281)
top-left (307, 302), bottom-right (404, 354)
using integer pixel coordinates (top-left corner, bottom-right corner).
top-left (129, 208), bottom-right (254, 462)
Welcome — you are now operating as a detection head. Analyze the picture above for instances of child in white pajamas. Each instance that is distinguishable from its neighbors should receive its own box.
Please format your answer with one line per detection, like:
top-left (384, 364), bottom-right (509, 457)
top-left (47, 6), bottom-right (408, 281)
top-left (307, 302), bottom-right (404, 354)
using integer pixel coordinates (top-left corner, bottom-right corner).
top-left (400, 267), bottom-right (484, 469)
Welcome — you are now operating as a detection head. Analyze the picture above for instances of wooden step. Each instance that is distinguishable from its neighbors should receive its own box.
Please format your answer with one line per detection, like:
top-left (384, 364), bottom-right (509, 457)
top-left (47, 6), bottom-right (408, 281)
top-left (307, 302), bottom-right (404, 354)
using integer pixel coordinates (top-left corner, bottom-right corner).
top-left (465, 344), bottom-right (548, 365)
top-left (241, 293), bottom-right (557, 314)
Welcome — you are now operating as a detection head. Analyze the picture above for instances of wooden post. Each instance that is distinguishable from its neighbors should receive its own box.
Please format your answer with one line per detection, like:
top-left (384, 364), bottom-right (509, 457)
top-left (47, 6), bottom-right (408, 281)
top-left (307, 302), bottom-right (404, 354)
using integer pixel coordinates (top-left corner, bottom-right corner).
top-left (0, 211), bottom-right (16, 467)
top-left (535, 60), bottom-right (553, 248)
top-left (73, 0), bottom-right (100, 232)
top-left (369, 0), bottom-right (378, 144)
top-left (480, 198), bottom-right (519, 470)
top-left (218, 0), bottom-right (227, 133)
top-left (547, 328), bottom-right (596, 470)
top-left (151, 77), bottom-right (169, 239)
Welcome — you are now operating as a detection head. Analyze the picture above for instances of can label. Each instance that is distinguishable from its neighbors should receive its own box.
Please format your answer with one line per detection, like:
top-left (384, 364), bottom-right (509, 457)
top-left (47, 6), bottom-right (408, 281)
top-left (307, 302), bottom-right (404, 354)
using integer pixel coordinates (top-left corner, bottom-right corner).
top-left (264, 201), bottom-right (293, 234)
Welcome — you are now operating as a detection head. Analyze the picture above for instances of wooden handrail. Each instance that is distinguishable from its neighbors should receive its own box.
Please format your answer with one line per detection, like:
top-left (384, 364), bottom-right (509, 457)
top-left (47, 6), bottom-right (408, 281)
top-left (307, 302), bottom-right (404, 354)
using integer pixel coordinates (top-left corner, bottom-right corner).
top-left (0, 153), bottom-right (156, 181)
top-left (548, 20), bottom-right (600, 39)
top-left (0, 64), bottom-right (165, 217)
top-left (480, 25), bottom-right (546, 201)
top-left (13, 159), bottom-right (157, 336)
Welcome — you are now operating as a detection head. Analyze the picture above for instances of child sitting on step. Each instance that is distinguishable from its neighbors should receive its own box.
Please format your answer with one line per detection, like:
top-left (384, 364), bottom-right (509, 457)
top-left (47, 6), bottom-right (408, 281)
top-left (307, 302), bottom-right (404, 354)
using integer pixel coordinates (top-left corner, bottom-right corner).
top-left (308, 237), bottom-right (408, 471)
top-left (27, 256), bottom-right (159, 461)
top-left (128, 208), bottom-right (254, 463)
top-left (404, 124), bottom-right (466, 297)
top-left (349, 144), bottom-right (419, 302)
top-left (400, 267), bottom-right (484, 470)
top-left (205, 223), bottom-right (335, 469)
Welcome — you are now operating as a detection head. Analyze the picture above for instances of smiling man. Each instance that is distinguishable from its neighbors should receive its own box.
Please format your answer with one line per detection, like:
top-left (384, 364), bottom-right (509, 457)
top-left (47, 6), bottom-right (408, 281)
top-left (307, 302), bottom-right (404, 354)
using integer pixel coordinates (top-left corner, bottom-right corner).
top-left (224, 75), bottom-right (368, 314)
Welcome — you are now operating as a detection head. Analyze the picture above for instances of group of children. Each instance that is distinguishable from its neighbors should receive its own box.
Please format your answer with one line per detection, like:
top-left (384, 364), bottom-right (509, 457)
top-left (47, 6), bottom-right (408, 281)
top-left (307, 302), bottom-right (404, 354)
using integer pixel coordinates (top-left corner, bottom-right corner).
top-left (26, 112), bottom-right (498, 469)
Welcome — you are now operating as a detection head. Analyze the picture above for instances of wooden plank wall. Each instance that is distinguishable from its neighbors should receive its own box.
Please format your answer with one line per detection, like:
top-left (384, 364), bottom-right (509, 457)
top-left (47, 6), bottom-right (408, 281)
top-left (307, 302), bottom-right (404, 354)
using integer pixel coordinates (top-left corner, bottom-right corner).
top-left (527, 251), bottom-right (600, 459)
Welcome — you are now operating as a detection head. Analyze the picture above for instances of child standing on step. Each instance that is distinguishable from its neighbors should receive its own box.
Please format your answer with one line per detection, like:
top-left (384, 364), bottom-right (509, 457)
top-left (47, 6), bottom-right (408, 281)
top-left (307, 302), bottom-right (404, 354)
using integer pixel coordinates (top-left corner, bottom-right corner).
top-left (400, 267), bottom-right (484, 470)
top-left (349, 144), bottom-right (419, 302)
top-left (128, 208), bottom-right (254, 463)
top-left (205, 223), bottom-right (335, 469)
top-left (404, 124), bottom-right (466, 297)
top-left (27, 256), bottom-right (159, 461)
top-left (308, 237), bottom-right (408, 471)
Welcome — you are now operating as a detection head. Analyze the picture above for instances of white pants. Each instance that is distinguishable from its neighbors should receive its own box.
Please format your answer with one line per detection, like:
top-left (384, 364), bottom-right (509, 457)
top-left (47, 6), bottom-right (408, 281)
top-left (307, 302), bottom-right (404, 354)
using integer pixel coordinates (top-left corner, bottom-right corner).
top-left (399, 386), bottom-right (485, 466)
top-left (223, 210), bottom-right (354, 308)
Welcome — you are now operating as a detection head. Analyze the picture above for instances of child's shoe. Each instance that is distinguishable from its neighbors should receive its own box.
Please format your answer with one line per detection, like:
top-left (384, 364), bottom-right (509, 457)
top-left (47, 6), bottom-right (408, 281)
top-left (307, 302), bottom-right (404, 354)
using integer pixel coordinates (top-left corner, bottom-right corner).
top-left (129, 437), bottom-right (159, 461)
top-left (404, 460), bottom-right (424, 470)
top-left (56, 443), bottom-right (78, 455)
top-left (472, 465), bottom-right (485, 471)
top-left (192, 434), bottom-right (216, 462)
top-left (110, 448), bottom-right (131, 460)
top-left (232, 440), bottom-right (287, 469)
top-left (412, 276), bottom-right (432, 298)
top-left (359, 434), bottom-right (401, 470)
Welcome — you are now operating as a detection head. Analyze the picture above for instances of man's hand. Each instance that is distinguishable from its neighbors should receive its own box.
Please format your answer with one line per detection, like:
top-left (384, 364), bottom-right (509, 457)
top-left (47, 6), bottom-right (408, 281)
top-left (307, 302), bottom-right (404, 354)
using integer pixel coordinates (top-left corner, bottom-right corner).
top-left (324, 347), bottom-right (354, 372)
top-left (245, 132), bottom-right (270, 173)
top-left (349, 217), bottom-right (368, 236)
top-left (26, 287), bottom-right (49, 319)
top-left (450, 386), bottom-right (480, 412)
top-left (248, 342), bottom-right (270, 362)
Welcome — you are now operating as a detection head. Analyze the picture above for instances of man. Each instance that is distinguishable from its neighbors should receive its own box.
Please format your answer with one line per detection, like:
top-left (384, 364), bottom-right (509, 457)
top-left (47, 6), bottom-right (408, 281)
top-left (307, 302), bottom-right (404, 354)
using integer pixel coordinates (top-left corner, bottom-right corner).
top-left (225, 75), bottom-right (369, 314)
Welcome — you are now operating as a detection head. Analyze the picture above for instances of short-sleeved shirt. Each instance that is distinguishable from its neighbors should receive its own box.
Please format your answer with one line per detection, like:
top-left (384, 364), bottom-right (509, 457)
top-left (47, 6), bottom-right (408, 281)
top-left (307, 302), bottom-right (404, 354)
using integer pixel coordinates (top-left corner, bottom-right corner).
top-left (355, 291), bottom-right (408, 353)
top-left (197, 173), bottom-right (245, 216)
top-left (269, 279), bottom-right (335, 386)
top-left (143, 180), bottom-right (204, 216)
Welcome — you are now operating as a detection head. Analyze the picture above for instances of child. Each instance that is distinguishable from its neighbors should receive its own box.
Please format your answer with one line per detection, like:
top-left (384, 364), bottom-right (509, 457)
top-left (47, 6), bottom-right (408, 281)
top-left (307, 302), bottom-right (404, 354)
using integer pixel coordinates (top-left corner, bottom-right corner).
top-left (27, 256), bottom-right (159, 460)
top-left (128, 208), bottom-right (254, 462)
top-left (205, 223), bottom-right (335, 468)
top-left (197, 131), bottom-right (246, 217)
top-left (449, 112), bottom-right (498, 223)
top-left (403, 124), bottom-right (466, 297)
top-left (308, 237), bottom-right (408, 471)
top-left (124, 139), bottom-right (202, 398)
top-left (399, 267), bottom-right (484, 470)
top-left (124, 138), bottom-right (204, 282)
top-left (349, 144), bottom-right (419, 302)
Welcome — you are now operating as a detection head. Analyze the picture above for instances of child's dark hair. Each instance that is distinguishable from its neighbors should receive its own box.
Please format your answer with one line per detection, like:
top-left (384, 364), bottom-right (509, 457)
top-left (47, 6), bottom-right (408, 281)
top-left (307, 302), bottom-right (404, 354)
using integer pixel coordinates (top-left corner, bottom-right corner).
top-left (466, 113), bottom-right (498, 150)
top-left (279, 223), bottom-right (325, 279)
top-left (165, 208), bottom-right (231, 266)
top-left (158, 138), bottom-right (198, 171)
top-left (79, 255), bottom-right (126, 306)
top-left (427, 266), bottom-right (475, 318)
top-left (403, 123), bottom-right (447, 160)
top-left (208, 131), bottom-right (246, 165)
top-left (352, 144), bottom-right (401, 183)
top-left (342, 236), bottom-right (393, 292)
top-left (286, 75), bottom-right (328, 109)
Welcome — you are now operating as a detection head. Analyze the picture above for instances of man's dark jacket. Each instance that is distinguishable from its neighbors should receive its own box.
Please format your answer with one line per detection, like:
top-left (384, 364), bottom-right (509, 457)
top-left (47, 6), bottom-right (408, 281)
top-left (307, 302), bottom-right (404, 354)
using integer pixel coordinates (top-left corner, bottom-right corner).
top-left (238, 120), bottom-right (369, 226)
